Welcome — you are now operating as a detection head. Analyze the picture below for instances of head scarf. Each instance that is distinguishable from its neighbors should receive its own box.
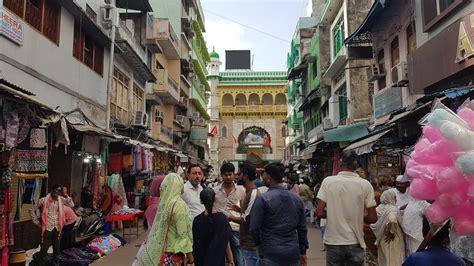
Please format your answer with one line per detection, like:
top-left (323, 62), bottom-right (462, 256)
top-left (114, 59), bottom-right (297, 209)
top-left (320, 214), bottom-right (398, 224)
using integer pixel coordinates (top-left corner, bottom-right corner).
top-left (370, 189), bottom-right (402, 245)
top-left (139, 173), bottom-right (192, 266)
top-left (145, 175), bottom-right (165, 227)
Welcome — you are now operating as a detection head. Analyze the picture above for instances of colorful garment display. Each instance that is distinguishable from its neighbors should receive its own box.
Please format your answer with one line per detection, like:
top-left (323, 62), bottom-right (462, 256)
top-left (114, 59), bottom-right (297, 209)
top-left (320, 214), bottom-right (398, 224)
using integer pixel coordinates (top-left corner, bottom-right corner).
top-left (108, 153), bottom-right (123, 174)
top-left (4, 111), bottom-right (19, 150)
top-left (104, 174), bottom-right (128, 213)
top-left (15, 149), bottom-right (48, 173)
top-left (29, 128), bottom-right (47, 148)
top-left (0, 188), bottom-right (14, 247)
top-left (86, 234), bottom-right (122, 255)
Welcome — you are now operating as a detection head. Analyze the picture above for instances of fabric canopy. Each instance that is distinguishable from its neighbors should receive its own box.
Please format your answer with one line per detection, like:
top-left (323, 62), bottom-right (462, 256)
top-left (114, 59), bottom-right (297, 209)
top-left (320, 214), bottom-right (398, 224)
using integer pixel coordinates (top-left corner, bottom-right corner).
top-left (344, 129), bottom-right (391, 155)
top-left (323, 122), bottom-right (369, 142)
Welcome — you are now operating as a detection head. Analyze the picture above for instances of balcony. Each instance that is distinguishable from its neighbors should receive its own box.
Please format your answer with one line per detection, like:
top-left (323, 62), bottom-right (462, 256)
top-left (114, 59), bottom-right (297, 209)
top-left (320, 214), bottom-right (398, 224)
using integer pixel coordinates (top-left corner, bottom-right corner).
top-left (116, 19), bottom-right (155, 82)
top-left (147, 18), bottom-right (180, 59)
top-left (153, 69), bottom-right (180, 104)
top-left (180, 75), bottom-right (191, 97)
top-left (320, 0), bottom-right (344, 24)
top-left (323, 46), bottom-right (347, 80)
top-left (160, 125), bottom-right (174, 145)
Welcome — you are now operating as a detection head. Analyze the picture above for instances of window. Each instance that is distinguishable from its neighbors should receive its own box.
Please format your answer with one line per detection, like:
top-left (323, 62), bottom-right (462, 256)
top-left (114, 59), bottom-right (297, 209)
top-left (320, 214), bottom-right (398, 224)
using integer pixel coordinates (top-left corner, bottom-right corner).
top-left (132, 84), bottom-right (144, 114)
top-left (281, 125), bottom-right (287, 137)
top-left (154, 108), bottom-right (162, 123)
top-left (391, 37), bottom-right (400, 67)
top-left (4, 0), bottom-right (60, 43)
top-left (73, 21), bottom-right (104, 75)
top-left (332, 16), bottom-right (345, 57)
top-left (312, 62), bottom-right (318, 80)
top-left (111, 68), bottom-right (130, 125)
top-left (377, 50), bottom-right (386, 89)
top-left (422, 0), bottom-right (466, 31)
top-left (221, 126), bottom-right (227, 138)
top-left (406, 23), bottom-right (417, 54)
top-left (337, 85), bottom-right (348, 120)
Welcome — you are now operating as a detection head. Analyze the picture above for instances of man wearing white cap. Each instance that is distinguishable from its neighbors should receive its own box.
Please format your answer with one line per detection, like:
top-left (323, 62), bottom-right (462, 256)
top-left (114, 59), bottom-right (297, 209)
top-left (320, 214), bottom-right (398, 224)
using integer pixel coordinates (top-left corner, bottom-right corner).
top-left (390, 174), bottom-right (411, 212)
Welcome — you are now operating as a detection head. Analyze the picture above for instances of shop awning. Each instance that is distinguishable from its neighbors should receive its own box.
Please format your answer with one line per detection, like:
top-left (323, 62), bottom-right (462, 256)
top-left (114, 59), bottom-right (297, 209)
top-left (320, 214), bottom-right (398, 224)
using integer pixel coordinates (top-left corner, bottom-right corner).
top-left (176, 153), bottom-right (189, 162)
top-left (344, 129), bottom-right (391, 155)
top-left (323, 122), bottom-right (369, 143)
top-left (69, 124), bottom-right (126, 139)
top-left (0, 82), bottom-right (57, 112)
top-left (288, 62), bottom-right (308, 80)
top-left (300, 143), bottom-right (318, 160)
top-left (116, 0), bottom-right (153, 12)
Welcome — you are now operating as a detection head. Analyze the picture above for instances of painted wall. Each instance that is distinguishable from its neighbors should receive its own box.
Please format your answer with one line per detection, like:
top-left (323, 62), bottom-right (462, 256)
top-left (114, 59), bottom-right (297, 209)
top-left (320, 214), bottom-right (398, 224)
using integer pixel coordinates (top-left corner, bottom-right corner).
top-left (150, 0), bottom-right (182, 41)
top-left (371, 0), bottom-right (422, 124)
top-left (1, 4), bottom-right (111, 127)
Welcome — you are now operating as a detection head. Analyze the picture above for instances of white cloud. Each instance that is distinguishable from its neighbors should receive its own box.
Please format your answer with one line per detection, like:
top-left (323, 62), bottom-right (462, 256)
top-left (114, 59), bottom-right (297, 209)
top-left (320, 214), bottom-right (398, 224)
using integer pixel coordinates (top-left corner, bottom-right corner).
top-left (204, 19), bottom-right (255, 69)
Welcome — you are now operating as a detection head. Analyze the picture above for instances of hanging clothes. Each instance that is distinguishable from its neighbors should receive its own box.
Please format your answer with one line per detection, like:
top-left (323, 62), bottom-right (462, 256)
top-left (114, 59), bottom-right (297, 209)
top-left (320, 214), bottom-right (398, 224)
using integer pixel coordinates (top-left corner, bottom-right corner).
top-left (0, 188), bottom-right (14, 247)
top-left (106, 174), bottom-right (128, 213)
top-left (4, 110), bottom-right (19, 150)
top-left (92, 163), bottom-right (101, 209)
top-left (15, 149), bottom-right (48, 173)
top-left (29, 128), bottom-right (47, 148)
top-left (122, 145), bottom-right (133, 169)
top-left (108, 153), bottom-right (123, 174)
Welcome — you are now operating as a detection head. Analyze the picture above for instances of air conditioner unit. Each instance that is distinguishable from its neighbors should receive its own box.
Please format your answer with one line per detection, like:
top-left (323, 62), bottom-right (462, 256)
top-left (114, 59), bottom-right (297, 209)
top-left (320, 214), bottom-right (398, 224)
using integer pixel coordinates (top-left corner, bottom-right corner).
top-left (175, 115), bottom-right (185, 123)
top-left (367, 63), bottom-right (385, 82)
top-left (156, 111), bottom-right (164, 120)
top-left (391, 61), bottom-right (408, 86)
top-left (101, 4), bottom-right (115, 23)
top-left (323, 118), bottom-right (333, 129)
top-left (193, 112), bottom-right (200, 118)
top-left (204, 91), bottom-right (210, 98)
top-left (133, 111), bottom-right (149, 127)
top-left (180, 97), bottom-right (189, 106)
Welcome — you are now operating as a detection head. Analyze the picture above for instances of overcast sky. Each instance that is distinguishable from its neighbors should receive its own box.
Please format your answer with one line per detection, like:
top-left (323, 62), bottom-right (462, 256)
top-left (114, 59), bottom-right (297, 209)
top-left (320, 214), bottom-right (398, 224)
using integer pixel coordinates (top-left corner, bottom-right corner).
top-left (201, 0), bottom-right (311, 71)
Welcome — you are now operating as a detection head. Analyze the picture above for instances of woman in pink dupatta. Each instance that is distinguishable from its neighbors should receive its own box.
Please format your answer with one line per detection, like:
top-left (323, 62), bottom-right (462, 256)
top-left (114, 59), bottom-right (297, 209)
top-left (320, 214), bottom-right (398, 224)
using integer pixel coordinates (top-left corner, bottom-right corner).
top-left (145, 176), bottom-right (165, 227)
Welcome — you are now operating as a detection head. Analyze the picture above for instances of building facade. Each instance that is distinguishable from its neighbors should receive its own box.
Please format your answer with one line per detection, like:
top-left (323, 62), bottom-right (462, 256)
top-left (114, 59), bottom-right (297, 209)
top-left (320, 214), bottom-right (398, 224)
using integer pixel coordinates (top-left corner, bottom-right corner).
top-left (207, 52), bottom-right (287, 172)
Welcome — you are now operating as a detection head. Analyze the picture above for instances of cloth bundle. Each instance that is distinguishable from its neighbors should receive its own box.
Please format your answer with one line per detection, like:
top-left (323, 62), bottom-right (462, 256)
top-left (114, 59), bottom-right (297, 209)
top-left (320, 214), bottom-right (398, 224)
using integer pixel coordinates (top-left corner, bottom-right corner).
top-left (86, 234), bottom-right (123, 256)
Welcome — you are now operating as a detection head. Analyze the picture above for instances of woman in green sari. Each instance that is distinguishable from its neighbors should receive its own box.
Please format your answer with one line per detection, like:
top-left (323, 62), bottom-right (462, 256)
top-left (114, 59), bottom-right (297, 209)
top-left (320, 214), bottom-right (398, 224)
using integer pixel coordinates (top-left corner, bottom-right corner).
top-left (139, 173), bottom-right (194, 265)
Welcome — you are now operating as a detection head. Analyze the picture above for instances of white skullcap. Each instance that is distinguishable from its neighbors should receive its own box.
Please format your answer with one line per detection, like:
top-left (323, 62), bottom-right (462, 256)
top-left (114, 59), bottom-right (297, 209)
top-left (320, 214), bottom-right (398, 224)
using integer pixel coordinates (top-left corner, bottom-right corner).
top-left (396, 174), bottom-right (411, 182)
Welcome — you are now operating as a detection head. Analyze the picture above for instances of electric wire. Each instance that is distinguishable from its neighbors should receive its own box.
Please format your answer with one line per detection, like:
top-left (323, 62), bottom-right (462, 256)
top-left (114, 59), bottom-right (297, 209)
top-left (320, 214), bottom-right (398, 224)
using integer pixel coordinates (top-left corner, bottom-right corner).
top-left (203, 8), bottom-right (291, 43)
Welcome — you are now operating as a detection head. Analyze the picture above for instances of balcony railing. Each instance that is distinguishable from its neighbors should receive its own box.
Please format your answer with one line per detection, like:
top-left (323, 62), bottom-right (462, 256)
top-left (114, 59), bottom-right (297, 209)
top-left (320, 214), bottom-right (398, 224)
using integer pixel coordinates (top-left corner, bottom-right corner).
top-left (153, 68), bottom-right (180, 104)
top-left (148, 18), bottom-right (180, 59)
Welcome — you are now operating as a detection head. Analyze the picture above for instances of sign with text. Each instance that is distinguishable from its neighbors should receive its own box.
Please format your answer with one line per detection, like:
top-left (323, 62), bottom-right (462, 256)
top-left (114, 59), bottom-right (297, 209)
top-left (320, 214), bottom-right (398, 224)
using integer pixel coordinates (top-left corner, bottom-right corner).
top-left (1, 7), bottom-right (23, 45)
top-left (374, 87), bottom-right (402, 118)
top-left (190, 127), bottom-right (208, 141)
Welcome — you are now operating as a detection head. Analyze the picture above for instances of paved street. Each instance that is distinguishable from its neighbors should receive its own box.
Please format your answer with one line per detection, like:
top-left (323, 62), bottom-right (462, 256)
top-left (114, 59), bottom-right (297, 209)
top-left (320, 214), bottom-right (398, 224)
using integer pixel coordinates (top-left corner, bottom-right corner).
top-left (92, 222), bottom-right (326, 265)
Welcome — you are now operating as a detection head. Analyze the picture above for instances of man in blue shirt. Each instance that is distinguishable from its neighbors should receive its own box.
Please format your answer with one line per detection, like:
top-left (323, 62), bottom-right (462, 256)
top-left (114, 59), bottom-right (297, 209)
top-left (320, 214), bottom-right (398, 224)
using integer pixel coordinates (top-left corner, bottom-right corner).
top-left (403, 217), bottom-right (465, 266)
top-left (250, 163), bottom-right (309, 266)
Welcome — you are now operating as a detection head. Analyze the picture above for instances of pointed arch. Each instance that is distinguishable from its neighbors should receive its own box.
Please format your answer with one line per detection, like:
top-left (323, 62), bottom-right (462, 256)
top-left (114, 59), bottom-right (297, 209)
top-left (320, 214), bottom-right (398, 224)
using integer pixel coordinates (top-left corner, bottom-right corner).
top-left (221, 126), bottom-right (227, 138)
top-left (262, 93), bottom-right (273, 105)
top-left (281, 125), bottom-right (288, 137)
top-left (235, 93), bottom-right (247, 106)
top-left (222, 93), bottom-right (233, 106)
top-left (275, 93), bottom-right (287, 105)
top-left (248, 93), bottom-right (260, 105)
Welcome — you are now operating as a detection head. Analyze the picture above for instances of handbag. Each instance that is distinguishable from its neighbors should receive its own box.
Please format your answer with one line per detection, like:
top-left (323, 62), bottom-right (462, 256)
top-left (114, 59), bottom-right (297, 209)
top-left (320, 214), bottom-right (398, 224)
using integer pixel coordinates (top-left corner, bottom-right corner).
top-left (160, 200), bottom-right (182, 266)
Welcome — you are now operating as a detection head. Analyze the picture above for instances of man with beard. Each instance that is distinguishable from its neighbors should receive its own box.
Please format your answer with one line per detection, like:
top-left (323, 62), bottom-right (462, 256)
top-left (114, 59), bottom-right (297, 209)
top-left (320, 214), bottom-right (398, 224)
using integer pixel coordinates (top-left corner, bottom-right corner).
top-left (390, 175), bottom-right (411, 214)
top-left (213, 162), bottom-right (245, 266)
top-left (182, 164), bottom-right (205, 220)
top-left (229, 163), bottom-right (261, 266)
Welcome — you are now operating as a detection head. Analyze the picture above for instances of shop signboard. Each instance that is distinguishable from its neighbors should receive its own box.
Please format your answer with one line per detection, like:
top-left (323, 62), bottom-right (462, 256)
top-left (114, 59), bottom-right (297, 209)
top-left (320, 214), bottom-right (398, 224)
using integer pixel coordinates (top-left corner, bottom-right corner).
top-left (374, 87), bottom-right (402, 118)
top-left (190, 127), bottom-right (208, 140)
top-left (1, 7), bottom-right (23, 45)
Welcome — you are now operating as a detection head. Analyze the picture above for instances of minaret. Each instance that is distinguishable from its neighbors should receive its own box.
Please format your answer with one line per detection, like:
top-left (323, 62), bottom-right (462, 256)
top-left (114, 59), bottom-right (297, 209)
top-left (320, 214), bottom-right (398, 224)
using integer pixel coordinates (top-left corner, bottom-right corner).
top-left (207, 47), bottom-right (221, 174)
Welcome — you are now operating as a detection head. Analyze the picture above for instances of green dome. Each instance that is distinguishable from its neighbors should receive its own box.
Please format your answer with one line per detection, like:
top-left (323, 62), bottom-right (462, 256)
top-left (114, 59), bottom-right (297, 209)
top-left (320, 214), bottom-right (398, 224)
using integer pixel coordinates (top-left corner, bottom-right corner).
top-left (209, 47), bottom-right (219, 59)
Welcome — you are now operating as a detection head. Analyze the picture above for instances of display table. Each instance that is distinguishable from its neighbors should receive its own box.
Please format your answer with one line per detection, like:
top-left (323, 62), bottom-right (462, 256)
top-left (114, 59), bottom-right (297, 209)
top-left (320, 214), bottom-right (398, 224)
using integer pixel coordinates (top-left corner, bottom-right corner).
top-left (106, 210), bottom-right (144, 240)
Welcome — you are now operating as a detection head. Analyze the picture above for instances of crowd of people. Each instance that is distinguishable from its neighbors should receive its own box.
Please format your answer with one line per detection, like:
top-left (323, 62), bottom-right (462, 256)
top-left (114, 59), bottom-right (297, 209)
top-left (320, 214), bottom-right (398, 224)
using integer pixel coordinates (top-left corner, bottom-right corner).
top-left (313, 150), bottom-right (472, 266)
top-left (28, 150), bottom-right (474, 265)
top-left (135, 162), bottom-right (308, 266)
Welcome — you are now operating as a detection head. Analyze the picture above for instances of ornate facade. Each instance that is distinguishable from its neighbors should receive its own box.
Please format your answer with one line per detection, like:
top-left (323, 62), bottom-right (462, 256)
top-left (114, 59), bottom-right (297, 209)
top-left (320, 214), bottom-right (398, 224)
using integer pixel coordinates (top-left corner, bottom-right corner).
top-left (207, 53), bottom-right (287, 173)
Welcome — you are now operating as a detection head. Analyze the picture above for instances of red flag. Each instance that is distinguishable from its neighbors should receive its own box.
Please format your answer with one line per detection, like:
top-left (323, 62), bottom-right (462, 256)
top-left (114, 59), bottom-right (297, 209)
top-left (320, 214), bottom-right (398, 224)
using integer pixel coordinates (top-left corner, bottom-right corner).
top-left (265, 134), bottom-right (271, 148)
top-left (209, 126), bottom-right (218, 137)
